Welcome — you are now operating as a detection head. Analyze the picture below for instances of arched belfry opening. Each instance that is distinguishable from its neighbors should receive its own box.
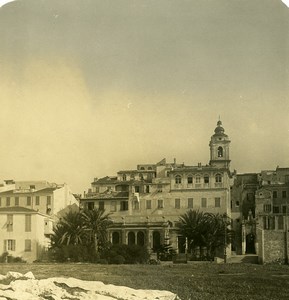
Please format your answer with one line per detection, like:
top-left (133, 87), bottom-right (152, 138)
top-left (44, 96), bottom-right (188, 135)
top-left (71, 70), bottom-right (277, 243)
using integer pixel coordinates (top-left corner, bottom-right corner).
top-left (217, 146), bottom-right (223, 157)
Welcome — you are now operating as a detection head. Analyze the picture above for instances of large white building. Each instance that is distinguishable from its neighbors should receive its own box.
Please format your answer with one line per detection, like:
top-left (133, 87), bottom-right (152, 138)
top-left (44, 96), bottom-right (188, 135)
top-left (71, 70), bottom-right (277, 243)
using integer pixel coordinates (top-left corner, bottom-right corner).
top-left (81, 120), bottom-right (233, 255)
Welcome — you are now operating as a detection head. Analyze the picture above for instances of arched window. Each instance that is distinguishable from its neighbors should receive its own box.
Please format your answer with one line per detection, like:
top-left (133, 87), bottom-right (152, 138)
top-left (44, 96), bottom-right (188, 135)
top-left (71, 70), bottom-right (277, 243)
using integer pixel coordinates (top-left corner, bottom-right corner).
top-left (187, 175), bottom-right (193, 184)
top-left (195, 175), bottom-right (201, 184)
top-left (175, 175), bottom-right (182, 184)
top-left (215, 174), bottom-right (222, 183)
top-left (137, 231), bottom-right (145, 246)
top-left (217, 146), bottom-right (223, 157)
top-left (128, 232), bottom-right (135, 245)
top-left (112, 232), bottom-right (120, 244)
top-left (148, 166), bottom-right (153, 170)
top-left (122, 174), bottom-right (127, 181)
top-left (152, 231), bottom-right (161, 251)
top-left (204, 175), bottom-right (209, 184)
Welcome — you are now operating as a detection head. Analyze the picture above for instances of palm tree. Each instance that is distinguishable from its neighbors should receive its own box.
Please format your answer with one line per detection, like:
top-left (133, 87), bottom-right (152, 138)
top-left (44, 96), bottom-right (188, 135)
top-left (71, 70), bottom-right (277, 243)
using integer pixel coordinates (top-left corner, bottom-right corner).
top-left (177, 210), bottom-right (207, 255)
top-left (202, 212), bottom-right (231, 259)
top-left (177, 210), bottom-right (233, 260)
top-left (81, 208), bottom-right (112, 257)
top-left (51, 210), bottom-right (85, 247)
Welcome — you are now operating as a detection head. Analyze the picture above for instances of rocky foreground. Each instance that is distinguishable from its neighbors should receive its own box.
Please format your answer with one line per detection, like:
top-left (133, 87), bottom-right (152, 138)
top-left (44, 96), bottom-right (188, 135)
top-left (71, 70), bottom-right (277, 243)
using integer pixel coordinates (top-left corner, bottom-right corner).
top-left (0, 271), bottom-right (180, 300)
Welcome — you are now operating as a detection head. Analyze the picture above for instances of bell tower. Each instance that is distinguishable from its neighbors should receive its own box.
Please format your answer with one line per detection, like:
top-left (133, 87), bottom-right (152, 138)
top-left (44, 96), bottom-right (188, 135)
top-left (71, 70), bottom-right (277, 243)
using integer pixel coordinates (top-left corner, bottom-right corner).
top-left (209, 120), bottom-right (231, 169)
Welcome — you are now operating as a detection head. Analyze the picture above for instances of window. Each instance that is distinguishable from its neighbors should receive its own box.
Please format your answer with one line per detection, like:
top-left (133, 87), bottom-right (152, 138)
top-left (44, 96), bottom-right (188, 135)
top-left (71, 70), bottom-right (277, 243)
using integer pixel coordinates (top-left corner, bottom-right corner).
top-left (25, 239), bottom-right (32, 252)
top-left (6, 239), bottom-right (16, 251)
top-left (175, 175), bottom-right (182, 184)
top-left (15, 197), bottom-right (19, 206)
top-left (215, 197), bottom-right (221, 207)
top-left (204, 175), bottom-right (209, 184)
top-left (273, 206), bottom-right (280, 213)
top-left (135, 186), bottom-right (140, 193)
top-left (133, 201), bottom-right (139, 210)
top-left (157, 199), bottom-right (163, 209)
top-left (196, 175), bottom-right (201, 184)
top-left (175, 198), bottom-right (180, 209)
top-left (87, 202), bottom-right (94, 210)
top-left (188, 198), bottom-right (193, 208)
top-left (47, 196), bottom-right (51, 206)
top-left (122, 174), bottom-right (127, 181)
top-left (247, 193), bottom-right (254, 201)
top-left (236, 201), bottom-right (240, 207)
top-left (283, 205), bottom-right (287, 214)
top-left (25, 215), bottom-right (31, 232)
top-left (157, 185), bottom-right (162, 192)
top-left (217, 146), bottom-right (223, 157)
top-left (7, 215), bottom-right (13, 232)
top-left (130, 174), bottom-right (135, 180)
top-left (30, 185), bottom-right (36, 190)
top-left (35, 196), bottom-right (40, 205)
top-left (282, 191), bottom-right (287, 198)
top-left (215, 174), bottom-right (222, 183)
top-left (273, 191), bottom-right (277, 198)
top-left (110, 201), bottom-right (116, 212)
top-left (278, 216), bottom-right (284, 230)
top-left (269, 216), bottom-right (275, 230)
top-left (201, 198), bottom-right (207, 208)
top-left (6, 197), bottom-right (10, 207)
top-left (99, 201), bottom-right (104, 211)
top-left (120, 201), bottom-right (128, 211)
top-left (187, 176), bottom-right (193, 184)
top-left (146, 185), bottom-right (150, 193)
top-left (27, 196), bottom-right (31, 206)
top-left (146, 200), bottom-right (152, 209)
top-left (264, 204), bottom-right (271, 213)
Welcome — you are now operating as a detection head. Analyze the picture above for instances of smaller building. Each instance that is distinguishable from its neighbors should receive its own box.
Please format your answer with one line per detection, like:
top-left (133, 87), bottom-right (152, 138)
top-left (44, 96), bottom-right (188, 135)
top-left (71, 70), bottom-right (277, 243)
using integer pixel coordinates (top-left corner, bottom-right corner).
top-left (230, 173), bottom-right (259, 254)
top-left (0, 207), bottom-right (53, 262)
top-left (255, 167), bottom-right (289, 264)
top-left (0, 180), bottom-right (79, 262)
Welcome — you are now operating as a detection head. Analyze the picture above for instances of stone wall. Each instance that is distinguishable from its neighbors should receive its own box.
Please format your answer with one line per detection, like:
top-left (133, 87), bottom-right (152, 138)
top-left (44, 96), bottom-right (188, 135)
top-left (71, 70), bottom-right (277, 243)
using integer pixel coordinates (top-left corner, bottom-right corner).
top-left (258, 228), bottom-right (289, 264)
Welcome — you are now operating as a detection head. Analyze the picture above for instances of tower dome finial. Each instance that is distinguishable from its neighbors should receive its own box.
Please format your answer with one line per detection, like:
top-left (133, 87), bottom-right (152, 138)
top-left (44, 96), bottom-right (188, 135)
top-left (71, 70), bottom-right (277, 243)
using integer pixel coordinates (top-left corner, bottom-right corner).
top-left (214, 119), bottom-right (224, 134)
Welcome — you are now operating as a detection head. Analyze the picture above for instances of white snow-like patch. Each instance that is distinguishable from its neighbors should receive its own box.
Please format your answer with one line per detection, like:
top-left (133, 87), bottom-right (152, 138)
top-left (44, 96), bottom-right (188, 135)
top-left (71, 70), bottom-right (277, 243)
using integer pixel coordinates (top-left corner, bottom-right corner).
top-left (282, 0), bottom-right (289, 8)
top-left (0, 0), bottom-right (16, 8)
top-left (0, 271), bottom-right (180, 300)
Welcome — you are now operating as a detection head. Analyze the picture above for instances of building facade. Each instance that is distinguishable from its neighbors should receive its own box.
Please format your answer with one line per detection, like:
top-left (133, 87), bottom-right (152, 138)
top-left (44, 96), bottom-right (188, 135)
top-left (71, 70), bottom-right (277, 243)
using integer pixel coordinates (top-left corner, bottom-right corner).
top-left (81, 120), bottom-right (233, 256)
top-left (0, 181), bottom-right (78, 262)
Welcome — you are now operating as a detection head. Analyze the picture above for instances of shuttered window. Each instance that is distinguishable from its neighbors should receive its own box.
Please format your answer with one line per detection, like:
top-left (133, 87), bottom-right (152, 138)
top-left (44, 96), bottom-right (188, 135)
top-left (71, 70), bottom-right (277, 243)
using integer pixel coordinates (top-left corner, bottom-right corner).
top-left (25, 214), bottom-right (32, 232)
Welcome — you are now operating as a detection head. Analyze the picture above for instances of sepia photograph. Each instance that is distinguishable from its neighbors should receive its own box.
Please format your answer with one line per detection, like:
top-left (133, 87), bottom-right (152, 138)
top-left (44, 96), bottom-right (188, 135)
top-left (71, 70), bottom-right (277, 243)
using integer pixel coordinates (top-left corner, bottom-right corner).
top-left (0, 0), bottom-right (288, 299)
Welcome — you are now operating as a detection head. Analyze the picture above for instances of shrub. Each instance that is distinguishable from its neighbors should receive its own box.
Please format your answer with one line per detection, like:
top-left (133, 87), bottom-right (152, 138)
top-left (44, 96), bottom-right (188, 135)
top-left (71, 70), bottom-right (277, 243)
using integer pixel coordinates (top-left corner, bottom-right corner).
top-left (102, 244), bottom-right (149, 264)
top-left (110, 255), bottom-right (125, 264)
top-left (51, 244), bottom-right (92, 262)
top-left (0, 252), bottom-right (26, 263)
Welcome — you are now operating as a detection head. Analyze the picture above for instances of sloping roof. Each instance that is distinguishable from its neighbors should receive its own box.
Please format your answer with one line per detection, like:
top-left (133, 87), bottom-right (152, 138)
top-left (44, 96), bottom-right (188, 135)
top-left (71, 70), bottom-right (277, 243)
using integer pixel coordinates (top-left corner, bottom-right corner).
top-left (34, 187), bottom-right (58, 193)
top-left (0, 206), bottom-right (38, 213)
top-left (0, 190), bottom-right (15, 195)
top-left (92, 176), bottom-right (118, 184)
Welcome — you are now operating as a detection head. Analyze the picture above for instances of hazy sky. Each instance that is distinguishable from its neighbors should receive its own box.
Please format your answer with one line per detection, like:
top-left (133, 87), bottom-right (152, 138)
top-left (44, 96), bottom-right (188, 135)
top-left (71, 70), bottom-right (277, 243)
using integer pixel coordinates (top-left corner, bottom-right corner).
top-left (0, 0), bottom-right (288, 193)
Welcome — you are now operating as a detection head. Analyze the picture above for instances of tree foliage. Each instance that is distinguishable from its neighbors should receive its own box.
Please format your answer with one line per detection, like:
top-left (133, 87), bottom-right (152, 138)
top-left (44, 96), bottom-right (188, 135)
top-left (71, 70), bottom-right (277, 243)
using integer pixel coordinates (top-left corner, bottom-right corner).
top-left (50, 208), bottom-right (112, 262)
top-left (177, 209), bottom-right (233, 260)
